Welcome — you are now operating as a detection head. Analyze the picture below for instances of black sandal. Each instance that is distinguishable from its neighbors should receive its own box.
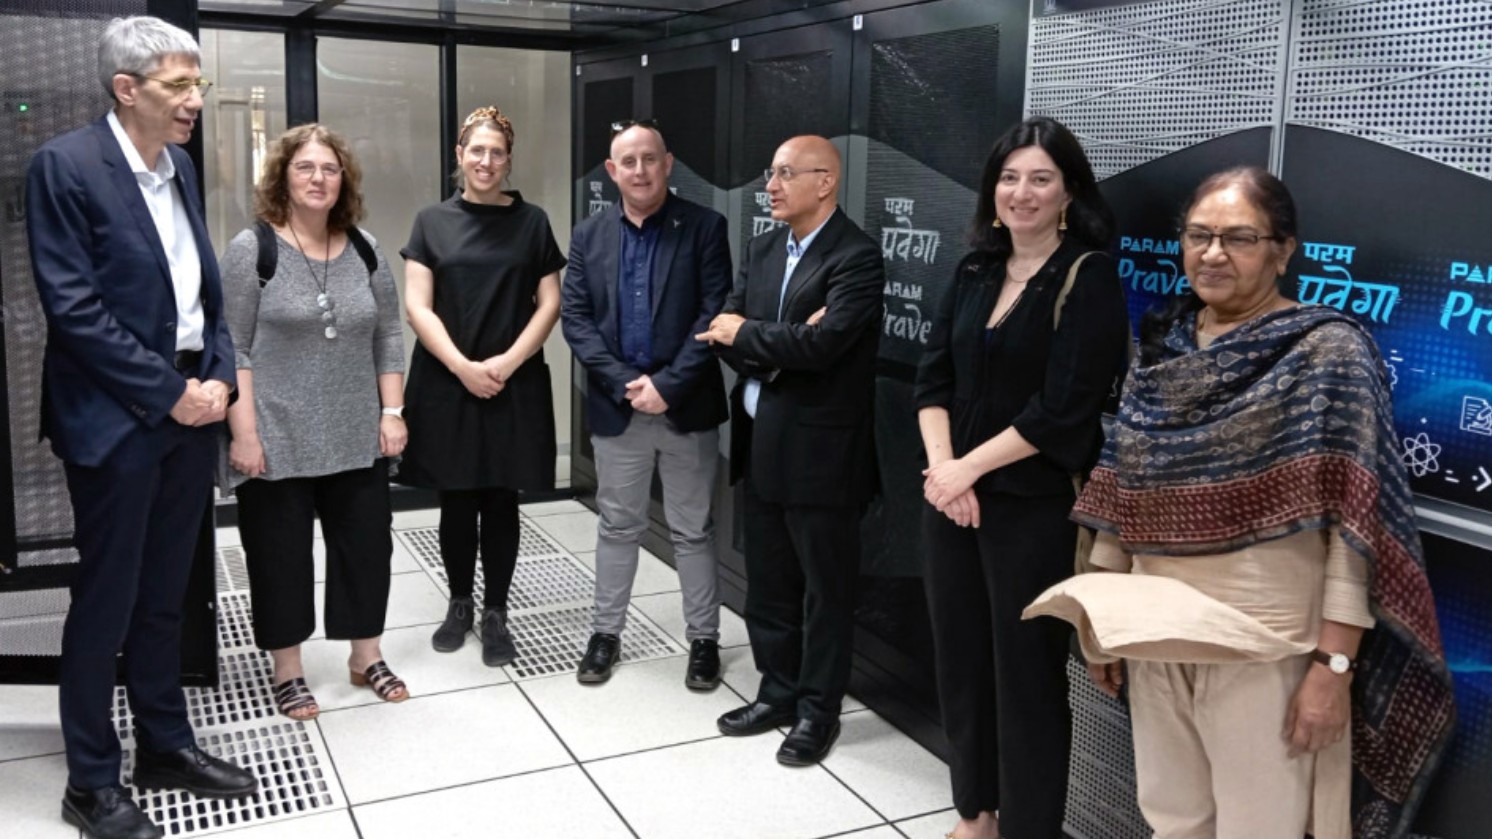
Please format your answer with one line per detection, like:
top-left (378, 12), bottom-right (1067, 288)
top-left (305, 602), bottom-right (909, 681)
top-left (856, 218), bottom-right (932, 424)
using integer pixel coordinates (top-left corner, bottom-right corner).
top-left (273, 677), bottom-right (320, 721)
top-left (350, 660), bottom-right (409, 703)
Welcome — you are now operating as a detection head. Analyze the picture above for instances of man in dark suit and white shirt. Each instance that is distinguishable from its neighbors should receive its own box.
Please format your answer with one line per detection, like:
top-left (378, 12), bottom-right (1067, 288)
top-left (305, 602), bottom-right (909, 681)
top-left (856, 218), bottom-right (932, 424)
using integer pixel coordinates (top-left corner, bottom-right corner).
top-left (696, 135), bottom-right (884, 766)
top-left (25, 16), bottom-right (256, 839)
top-left (562, 120), bottom-right (732, 689)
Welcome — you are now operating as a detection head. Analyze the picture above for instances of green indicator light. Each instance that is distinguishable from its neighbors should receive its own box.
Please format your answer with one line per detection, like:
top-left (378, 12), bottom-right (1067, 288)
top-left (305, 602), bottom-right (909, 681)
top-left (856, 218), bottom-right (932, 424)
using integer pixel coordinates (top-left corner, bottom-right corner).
top-left (17, 104), bottom-right (29, 113)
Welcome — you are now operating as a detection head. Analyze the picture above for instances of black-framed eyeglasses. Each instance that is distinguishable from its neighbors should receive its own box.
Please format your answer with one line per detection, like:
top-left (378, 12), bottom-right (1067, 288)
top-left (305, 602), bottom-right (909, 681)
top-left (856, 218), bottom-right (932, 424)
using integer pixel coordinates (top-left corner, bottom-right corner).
top-left (1179, 227), bottom-right (1283, 253)
top-left (131, 73), bottom-right (213, 96)
top-left (764, 166), bottom-right (829, 184)
top-left (610, 118), bottom-right (660, 138)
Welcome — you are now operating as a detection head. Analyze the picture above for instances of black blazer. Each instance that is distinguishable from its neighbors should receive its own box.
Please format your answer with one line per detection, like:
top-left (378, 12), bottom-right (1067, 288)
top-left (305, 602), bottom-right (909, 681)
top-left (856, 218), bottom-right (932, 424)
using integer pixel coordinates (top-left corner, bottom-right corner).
top-left (25, 116), bottom-right (236, 467)
top-left (718, 208), bottom-right (884, 507)
top-left (561, 194), bottom-right (731, 438)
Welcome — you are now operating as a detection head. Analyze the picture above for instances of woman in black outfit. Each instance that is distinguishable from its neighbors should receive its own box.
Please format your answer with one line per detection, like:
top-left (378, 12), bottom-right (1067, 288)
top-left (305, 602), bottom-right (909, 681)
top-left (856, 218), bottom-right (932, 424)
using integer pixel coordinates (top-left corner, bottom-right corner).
top-left (914, 117), bottom-right (1130, 839)
top-left (399, 106), bottom-right (566, 667)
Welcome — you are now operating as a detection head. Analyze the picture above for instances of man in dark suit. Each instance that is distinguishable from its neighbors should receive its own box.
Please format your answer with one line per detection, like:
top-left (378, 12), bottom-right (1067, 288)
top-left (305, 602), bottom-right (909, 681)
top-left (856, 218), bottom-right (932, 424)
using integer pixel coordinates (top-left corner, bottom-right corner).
top-left (25, 16), bottom-right (255, 839)
top-left (562, 120), bottom-right (732, 689)
top-left (697, 135), bottom-right (884, 765)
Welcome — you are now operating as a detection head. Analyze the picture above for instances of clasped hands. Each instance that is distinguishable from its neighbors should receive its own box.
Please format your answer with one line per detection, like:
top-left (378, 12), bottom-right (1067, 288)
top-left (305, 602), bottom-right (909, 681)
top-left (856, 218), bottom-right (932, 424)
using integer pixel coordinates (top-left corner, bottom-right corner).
top-left (171, 378), bottom-right (229, 427)
top-left (923, 457), bottom-right (982, 528)
top-left (456, 352), bottom-right (519, 399)
top-left (695, 306), bottom-right (828, 346)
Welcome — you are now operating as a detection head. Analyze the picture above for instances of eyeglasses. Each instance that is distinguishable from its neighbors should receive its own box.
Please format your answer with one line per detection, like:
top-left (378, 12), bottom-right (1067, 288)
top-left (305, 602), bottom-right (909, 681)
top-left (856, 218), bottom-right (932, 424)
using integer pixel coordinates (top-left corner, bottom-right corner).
top-left (764, 166), bottom-right (829, 184)
top-left (1179, 227), bottom-right (1283, 253)
top-left (316, 293), bottom-right (338, 340)
top-left (132, 74), bottom-right (213, 96)
top-left (610, 118), bottom-right (660, 138)
top-left (290, 162), bottom-right (345, 179)
top-left (464, 147), bottom-right (509, 163)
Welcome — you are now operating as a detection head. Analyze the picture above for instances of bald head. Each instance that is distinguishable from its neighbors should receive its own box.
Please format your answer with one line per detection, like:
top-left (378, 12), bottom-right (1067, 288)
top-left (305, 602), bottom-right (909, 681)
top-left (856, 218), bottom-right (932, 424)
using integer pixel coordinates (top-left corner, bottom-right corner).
top-left (767, 135), bottom-right (840, 238)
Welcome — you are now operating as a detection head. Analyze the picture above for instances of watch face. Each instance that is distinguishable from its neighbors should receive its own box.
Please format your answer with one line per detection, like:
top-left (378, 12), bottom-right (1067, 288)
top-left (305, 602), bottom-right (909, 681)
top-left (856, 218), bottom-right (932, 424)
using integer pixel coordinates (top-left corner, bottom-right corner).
top-left (1329, 654), bottom-right (1350, 674)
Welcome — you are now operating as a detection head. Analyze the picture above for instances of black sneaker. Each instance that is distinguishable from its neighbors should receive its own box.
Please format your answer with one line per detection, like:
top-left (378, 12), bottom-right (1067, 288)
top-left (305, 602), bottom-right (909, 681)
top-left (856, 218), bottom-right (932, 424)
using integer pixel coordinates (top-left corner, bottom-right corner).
top-left (576, 632), bottom-right (620, 684)
top-left (61, 784), bottom-right (162, 839)
top-left (431, 596), bottom-right (474, 653)
top-left (480, 608), bottom-right (517, 667)
top-left (685, 638), bottom-right (721, 691)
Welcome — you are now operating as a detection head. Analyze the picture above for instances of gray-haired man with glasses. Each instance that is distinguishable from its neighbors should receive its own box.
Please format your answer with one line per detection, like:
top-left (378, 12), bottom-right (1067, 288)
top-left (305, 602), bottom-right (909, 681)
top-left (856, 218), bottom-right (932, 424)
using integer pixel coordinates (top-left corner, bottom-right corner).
top-left (25, 16), bottom-right (254, 839)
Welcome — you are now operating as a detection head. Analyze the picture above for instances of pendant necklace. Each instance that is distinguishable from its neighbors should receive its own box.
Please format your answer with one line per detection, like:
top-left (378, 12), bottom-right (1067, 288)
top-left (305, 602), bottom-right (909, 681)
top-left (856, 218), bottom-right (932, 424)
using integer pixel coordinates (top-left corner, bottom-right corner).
top-left (289, 223), bottom-right (338, 340)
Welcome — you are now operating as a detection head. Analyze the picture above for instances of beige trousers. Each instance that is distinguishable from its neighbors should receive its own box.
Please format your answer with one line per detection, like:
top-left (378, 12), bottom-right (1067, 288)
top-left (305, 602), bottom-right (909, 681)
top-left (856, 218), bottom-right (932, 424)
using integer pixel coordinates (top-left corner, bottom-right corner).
top-left (1128, 656), bottom-right (1348, 839)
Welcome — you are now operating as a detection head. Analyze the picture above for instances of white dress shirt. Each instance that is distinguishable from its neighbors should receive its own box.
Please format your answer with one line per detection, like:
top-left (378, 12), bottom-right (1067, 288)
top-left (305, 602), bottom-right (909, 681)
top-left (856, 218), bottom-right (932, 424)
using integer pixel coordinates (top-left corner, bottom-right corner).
top-left (743, 214), bottom-right (832, 419)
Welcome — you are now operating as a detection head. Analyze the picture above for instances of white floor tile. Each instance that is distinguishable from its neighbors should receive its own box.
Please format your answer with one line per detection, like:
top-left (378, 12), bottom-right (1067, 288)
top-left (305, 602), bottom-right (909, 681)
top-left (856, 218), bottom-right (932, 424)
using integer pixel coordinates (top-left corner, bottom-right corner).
top-left (520, 656), bottom-right (744, 761)
top-left (0, 684), bottom-right (64, 761)
top-left (390, 508), bottom-right (442, 529)
top-left (295, 623), bottom-right (509, 713)
top-left (834, 828), bottom-right (903, 839)
top-left (586, 735), bottom-right (881, 839)
top-left (530, 511), bottom-right (601, 553)
top-left (215, 524), bottom-right (242, 548)
top-left (354, 765), bottom-right (631, 839)
top-left (892, 809), bottom-right (959, 839)
top-left (717, 645), bottom-right (866, 714)
top-left (820, 712), bottom-right (952, 821)
top-left (0, 753), bottom-right (78, 839)
top-left (631, 592), bottom-right (751, 648)
top-left (204, 810), bottom-right (360, 838)
top-left (520, 499), bottom-right (590, 517)
top-left (570, 547), bottom-right (680, 596)
top-left (310, 571), bottom-right (446, 640)
top-left (315, 684), bottom-right (571, 804)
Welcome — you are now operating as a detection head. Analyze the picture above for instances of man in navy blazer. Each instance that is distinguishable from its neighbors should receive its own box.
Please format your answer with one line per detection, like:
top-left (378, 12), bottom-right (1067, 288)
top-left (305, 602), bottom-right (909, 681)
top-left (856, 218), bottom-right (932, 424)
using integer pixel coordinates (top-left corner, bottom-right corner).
top-left (697, 135), bottom-right (884, 767)
top-left (25, 16), bottom-right (254, 839)
top-left (561, 120), bottom-right (730, 690)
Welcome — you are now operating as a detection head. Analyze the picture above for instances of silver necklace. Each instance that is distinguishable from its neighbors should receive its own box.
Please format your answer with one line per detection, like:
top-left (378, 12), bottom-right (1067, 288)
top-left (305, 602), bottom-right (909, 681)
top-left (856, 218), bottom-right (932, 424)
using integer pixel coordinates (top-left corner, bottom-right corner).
top-left (288, 223), bottom-right (338, 340)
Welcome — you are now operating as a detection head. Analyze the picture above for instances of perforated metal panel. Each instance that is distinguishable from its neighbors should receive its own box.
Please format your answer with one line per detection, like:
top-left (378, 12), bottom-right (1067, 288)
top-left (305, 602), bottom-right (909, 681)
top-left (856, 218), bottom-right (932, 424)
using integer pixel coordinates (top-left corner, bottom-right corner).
top-left (114, 649), bottom-right (276, 739)
top-left (1063, 657), bottom-right (1150, 839)
top-left (503, 603), bottom-right (681, 681)
top-left (1028, 0), bottom-right (1287, 178)
top-left (1286, 0), bottom-right (1492, 179)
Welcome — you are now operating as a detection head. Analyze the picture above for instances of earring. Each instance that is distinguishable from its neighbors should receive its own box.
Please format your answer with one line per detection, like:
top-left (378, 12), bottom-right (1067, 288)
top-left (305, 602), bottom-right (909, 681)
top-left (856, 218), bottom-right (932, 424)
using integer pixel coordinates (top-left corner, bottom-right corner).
top-left (992, 216), bottom-right (1002, 229)
top-left (1059, 208), bottom-right (1068, 232)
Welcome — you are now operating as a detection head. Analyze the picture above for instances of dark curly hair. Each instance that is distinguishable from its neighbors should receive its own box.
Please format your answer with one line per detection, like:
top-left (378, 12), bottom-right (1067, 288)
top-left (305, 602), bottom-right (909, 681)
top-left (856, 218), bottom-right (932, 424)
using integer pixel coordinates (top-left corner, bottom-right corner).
top-left (1137, 165), bottom-right (1299, 366)
top-left (969, 116), bottom-right (1114, 255)
top-left (253, 123), bottom-right (365, 233)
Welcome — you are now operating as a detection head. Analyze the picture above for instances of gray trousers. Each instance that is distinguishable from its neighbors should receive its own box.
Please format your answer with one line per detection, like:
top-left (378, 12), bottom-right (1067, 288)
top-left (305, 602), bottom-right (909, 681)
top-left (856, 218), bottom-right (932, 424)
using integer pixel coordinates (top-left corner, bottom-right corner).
top-left (591, 413), bottom-right (721, 641)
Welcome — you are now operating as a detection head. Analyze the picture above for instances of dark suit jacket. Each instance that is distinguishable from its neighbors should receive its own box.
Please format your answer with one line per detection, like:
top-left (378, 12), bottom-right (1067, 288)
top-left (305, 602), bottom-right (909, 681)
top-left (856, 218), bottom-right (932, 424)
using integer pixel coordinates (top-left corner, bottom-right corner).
top-left (718, 207), bottom-right (884, 507)
top-left (562, 194), bottom-right (731, 438)
top-left (25, 116), bottom-right (235, 467)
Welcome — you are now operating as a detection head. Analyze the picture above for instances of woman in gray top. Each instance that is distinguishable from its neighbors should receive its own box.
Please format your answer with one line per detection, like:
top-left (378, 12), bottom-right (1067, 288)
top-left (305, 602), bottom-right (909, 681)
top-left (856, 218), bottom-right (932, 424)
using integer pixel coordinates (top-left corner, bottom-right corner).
top-left (220, 124), bottom-right (408, 720)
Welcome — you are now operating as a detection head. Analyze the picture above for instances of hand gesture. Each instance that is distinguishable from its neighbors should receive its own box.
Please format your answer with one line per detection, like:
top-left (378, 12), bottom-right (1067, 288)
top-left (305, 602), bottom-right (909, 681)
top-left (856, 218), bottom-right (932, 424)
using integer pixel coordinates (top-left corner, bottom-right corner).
top-left (455, 358), bottom-right (502, 399)
top-left (625, 375), bottom-right (669, 415)
top-left (228, 433), bottom-right (266, 477)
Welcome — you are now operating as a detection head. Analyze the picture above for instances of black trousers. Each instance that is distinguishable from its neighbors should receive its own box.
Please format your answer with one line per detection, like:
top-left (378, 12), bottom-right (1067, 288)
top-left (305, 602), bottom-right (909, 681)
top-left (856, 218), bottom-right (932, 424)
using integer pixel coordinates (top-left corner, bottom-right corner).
top-left (236, 460), bottom-right (393, 651)
top-left (922, 491), bottom-right (1076, 837)
top-left (60, 422), bottom-right (215, 790)
top-left (742, 484), bottom-right (860, 724)
top-left (438, 487), bottom-right (519, 609)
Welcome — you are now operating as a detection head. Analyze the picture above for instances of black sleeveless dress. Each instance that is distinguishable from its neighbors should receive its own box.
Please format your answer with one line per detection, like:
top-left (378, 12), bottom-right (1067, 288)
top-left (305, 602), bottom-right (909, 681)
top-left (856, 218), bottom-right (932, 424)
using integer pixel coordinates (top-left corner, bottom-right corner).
top-left (397, 192), bottom-right (567, 491)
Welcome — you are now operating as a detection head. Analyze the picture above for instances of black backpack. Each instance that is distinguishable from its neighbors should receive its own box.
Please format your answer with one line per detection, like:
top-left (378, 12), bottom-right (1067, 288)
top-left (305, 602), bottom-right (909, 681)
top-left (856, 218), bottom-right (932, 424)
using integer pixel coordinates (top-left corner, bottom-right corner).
top-left (252, 219), bottom-right (377, 287)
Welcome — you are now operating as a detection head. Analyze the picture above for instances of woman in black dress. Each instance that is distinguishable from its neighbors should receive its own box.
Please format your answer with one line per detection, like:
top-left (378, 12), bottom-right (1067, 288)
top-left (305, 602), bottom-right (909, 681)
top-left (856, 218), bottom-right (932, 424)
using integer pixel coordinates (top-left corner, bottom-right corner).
top-left (914, 117), bottom-right (1130, 839)
top-left (399, 106), bottom-right (566, 667)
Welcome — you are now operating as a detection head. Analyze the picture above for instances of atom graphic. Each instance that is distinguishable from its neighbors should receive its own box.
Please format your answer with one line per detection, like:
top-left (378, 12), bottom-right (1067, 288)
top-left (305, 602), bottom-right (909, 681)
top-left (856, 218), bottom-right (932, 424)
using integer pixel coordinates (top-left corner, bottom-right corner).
top-left (1401, 432), bottom-right (1441, 477)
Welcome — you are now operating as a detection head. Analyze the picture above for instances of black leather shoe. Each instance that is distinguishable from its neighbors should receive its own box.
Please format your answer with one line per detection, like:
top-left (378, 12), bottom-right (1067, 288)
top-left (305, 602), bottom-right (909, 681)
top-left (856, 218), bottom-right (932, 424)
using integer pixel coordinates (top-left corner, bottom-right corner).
top-left (717, 702), bottom-right (795, 736)
top-left (576, 632), bottom-right (620, 684)
top-left (132, 744), bottom-right (258, 799)
top-left (61, 784), bottom-right (162, 839)
top-left (776, 718), bottom-right (841, 766)
top-left (685, 639), bottom-right (721, 691)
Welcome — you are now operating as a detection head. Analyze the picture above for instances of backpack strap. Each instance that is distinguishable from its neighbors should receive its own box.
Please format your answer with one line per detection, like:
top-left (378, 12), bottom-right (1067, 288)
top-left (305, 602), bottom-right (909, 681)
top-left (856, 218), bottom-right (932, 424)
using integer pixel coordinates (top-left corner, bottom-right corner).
top-left (346, 226), bottom-right (378, 277)
top-left (1053, 251), bottom-right (1095, 330)
top-left (253, 219), bottom-right (277, 287)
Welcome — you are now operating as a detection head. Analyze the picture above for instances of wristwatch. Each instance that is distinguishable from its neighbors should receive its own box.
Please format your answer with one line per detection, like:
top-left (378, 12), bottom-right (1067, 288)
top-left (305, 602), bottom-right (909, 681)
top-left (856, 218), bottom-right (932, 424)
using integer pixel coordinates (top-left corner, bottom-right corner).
top-left (381, 406), bottom-right (404, 419)
top-left (1312, 649), bottom-right (1356, 674)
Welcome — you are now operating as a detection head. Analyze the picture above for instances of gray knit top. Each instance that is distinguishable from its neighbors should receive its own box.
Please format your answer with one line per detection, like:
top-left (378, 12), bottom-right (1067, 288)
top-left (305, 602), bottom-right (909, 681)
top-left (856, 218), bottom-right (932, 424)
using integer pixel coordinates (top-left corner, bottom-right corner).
top-left (218, 227), bottom-right (404, 491)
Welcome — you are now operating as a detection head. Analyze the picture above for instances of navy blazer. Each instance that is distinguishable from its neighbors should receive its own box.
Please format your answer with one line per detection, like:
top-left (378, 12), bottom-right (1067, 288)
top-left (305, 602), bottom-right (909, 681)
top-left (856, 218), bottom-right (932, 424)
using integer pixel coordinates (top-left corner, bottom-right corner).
top-left (25, 116), bottom-right (235, 467)
top-left (561, 194), bottom-right (731, 438)
top-left (716, 208), bottom-right (884, 507)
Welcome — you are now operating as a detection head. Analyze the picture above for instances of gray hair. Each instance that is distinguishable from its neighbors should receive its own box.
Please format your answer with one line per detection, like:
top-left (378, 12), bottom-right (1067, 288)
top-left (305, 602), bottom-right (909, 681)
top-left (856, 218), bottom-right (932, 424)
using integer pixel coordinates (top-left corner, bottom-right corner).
top-left (98, 16), bottom-right (201, 99)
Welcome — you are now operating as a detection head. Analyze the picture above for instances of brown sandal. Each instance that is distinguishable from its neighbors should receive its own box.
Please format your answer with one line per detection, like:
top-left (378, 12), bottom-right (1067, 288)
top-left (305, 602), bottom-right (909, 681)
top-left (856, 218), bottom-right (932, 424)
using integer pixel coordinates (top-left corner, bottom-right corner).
top-left (350, 660), bottom-right (409, 703)
top-left (273, 677), bottom-right (320, 721)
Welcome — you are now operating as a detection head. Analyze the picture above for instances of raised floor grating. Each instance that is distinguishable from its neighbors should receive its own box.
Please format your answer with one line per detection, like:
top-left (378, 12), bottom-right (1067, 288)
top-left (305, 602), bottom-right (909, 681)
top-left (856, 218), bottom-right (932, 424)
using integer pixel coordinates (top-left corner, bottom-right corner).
top-left (216, 590), bottom-right (258, 653)
top-left (114, 648), bottom-right (275, 739)
top-left (215, 546), bottom-right (251, 594)
top-left (122, 722), bottom-right (344, 835)
top-left (506, 603), bottom-right (683, 680)
top-left (397, 523), bottom-right (579, 601)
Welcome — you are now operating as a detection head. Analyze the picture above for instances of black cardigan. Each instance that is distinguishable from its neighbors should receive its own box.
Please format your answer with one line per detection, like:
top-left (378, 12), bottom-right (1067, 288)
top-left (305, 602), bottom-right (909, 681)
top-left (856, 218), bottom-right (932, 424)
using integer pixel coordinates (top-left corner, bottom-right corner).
top-left (914, 237), bottom-right (1130, 497)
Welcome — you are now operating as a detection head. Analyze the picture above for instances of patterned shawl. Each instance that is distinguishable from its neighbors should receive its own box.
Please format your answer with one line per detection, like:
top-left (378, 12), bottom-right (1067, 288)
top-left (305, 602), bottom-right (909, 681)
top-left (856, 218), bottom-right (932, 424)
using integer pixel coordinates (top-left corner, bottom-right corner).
top-left (1072, 305), bottom-right (1455, 838)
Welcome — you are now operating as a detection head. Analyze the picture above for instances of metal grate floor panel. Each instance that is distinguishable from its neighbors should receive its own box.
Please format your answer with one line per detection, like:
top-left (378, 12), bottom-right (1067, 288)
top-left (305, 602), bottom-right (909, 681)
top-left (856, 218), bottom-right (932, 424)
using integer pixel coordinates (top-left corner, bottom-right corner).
top-left (114, 648), bottom-right (275, 739)
top-left (216, 591), bottom-right (258, 653)
top-left (122, 722), bottom-right (344, 835)
top-left (505, 603), bottom-right (682, 681)
top-left (215, 546), bottom-right (251, 595)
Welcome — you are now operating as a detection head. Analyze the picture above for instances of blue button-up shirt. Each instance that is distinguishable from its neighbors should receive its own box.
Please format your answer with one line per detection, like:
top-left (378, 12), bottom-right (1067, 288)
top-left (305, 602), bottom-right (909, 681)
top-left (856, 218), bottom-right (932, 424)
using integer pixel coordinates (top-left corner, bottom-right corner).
top-left (618, 206), bottom-right (664, 371)
top-left (743, 216), bottom-right (831, 418)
